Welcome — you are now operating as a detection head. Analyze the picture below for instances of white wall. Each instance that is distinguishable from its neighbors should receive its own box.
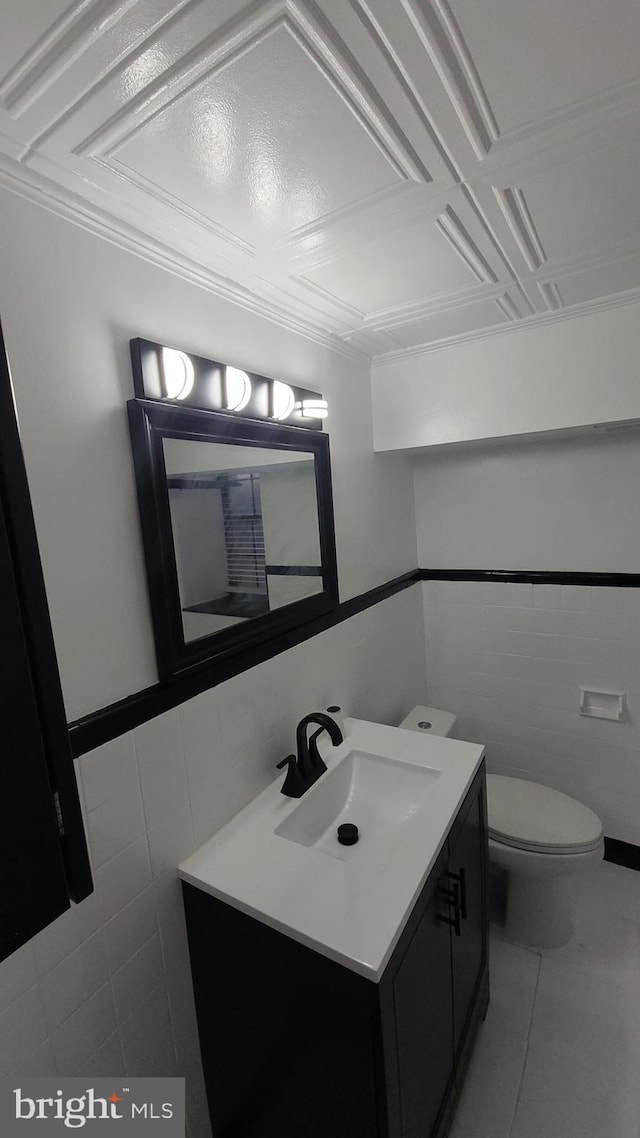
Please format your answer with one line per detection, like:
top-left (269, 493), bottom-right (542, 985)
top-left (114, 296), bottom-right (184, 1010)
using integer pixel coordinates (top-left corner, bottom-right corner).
top-left (424, 579), bottom-right (640, 845)
top-left (413, 430), bottom-right (640, 570)
top-left (0, 187), bottom-right (418, 721)
top-left (372, 300), bottom-right (640, 451)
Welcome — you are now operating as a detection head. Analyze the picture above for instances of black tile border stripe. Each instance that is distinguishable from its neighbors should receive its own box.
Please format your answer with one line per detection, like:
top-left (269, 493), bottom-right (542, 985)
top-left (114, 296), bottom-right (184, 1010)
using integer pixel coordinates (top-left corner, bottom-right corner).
top-left (68, 566), bottom-right (640, 758)
top-left (603, 838), bottom-right (640, 872)
top-left (68, 569), bottom-right (421, 758)
top-left (420, 569), bottom-right (640, 587)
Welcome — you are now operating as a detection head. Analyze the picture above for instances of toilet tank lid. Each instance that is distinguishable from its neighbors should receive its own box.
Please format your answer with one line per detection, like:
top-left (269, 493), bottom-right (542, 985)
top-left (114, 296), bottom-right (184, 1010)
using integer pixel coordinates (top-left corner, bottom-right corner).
top-left (487, 775), bottom-right (603, 852)
top-left (398, 706), bottom-right (457, 737)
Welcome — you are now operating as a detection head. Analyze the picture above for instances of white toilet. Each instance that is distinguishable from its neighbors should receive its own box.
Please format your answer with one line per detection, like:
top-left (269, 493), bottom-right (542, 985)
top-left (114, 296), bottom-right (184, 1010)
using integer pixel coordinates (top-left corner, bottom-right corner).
top-left (398, 705), bottom-right (604, 949)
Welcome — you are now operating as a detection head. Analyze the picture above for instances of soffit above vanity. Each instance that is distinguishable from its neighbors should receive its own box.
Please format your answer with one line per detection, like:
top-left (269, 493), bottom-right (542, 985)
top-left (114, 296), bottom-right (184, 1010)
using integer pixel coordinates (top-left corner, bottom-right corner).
top-left (2, 0), bottom-right (640, 360)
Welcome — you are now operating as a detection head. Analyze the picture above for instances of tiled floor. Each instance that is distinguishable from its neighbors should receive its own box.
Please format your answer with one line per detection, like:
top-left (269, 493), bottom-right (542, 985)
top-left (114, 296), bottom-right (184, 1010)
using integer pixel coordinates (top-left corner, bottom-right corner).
top-left (450, 860), bottom-right (640, 1138)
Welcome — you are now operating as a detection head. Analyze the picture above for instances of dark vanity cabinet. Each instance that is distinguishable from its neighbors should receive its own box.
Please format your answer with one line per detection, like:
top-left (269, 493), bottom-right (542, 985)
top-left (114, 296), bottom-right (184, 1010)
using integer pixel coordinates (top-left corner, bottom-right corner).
top-left (183, 762), bottom-right (488, 1138)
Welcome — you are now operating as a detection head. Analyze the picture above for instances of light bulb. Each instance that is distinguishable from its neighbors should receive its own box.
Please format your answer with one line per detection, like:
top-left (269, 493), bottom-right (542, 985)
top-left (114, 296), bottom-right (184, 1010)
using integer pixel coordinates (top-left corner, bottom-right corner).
top-left (226, 367), bottom-right (252, 412)
top-left (272, 381), bottom-right (295, 420)
top-left (161, 348), bottom-right (194, 400)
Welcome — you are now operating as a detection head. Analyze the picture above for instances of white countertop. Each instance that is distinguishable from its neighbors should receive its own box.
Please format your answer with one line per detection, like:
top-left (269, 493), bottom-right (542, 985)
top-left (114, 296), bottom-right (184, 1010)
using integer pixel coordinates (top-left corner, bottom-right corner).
top-left (179, 718), bottom-right (485, 981)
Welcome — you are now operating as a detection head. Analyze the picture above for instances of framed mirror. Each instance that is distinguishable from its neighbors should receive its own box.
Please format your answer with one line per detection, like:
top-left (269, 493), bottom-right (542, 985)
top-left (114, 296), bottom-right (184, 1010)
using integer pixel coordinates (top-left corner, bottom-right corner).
top-left (127, 398), bottom-right (339, 681)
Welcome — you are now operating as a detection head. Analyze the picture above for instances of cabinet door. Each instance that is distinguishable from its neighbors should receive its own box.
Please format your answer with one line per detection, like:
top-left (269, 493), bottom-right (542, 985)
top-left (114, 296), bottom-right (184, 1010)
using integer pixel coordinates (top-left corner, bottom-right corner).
top-left (391, 847), bottom-right (455, 1138)
top-left (0, 321), bottom-right (92, 961)
top-left (448, 773), bottom-right (488, 1061)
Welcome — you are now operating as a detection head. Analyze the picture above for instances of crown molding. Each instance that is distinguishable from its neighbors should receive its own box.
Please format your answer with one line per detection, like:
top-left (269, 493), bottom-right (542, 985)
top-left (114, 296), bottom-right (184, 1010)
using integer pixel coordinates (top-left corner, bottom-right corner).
top-left (0, 151), bottom-right (367, 363)
top-left (371, 284), bottom-right (640, 365)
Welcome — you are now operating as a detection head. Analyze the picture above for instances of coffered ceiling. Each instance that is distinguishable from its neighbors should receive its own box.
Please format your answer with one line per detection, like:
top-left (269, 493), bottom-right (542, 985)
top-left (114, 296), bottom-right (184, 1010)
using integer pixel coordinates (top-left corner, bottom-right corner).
top-left (1, 0), bottom-right (640, 359)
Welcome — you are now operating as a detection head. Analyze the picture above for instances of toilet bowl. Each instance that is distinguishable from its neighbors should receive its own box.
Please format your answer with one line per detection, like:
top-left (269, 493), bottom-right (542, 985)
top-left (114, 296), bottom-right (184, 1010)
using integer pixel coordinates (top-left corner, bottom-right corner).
top-left (398, 706), bottom-right (604, 949)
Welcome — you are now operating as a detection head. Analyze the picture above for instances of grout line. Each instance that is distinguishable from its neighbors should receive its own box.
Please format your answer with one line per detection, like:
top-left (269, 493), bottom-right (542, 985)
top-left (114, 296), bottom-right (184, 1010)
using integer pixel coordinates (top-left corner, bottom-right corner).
top-left (506, 952), bottom-right (543, 1137)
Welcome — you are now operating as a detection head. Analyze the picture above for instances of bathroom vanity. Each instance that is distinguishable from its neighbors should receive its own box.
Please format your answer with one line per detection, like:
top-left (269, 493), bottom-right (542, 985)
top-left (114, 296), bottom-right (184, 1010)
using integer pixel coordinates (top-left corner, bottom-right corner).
top-left (180, 719), bottom-right (488, 1138)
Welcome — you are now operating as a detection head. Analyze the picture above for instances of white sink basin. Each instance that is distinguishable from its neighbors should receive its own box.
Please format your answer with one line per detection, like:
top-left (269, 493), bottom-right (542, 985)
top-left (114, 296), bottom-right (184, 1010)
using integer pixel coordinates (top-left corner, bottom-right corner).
top-left (275, 749), bottom-right (440, 862)
top-left (179, 718), bottom-right (484, 981)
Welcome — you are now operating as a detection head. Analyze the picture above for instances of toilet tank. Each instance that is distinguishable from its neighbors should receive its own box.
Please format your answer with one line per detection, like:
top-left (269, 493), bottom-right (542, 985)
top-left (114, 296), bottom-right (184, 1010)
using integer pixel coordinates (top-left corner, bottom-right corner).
top-left (398, 705), bottom-right (458, 738)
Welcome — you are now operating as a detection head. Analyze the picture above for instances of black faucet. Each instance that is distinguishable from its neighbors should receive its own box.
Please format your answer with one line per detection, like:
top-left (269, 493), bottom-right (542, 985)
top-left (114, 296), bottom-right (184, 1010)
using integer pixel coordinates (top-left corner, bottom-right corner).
top-left (277, 712), bottom-right (344, 798)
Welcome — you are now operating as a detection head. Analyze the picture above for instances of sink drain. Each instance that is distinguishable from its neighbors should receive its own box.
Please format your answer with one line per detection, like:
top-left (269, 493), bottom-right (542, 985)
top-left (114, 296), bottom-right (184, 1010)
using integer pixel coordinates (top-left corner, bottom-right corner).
top-left (337, 823), bottom-right (359, 846)
top-left (417, 721), bottom-right (432, 730)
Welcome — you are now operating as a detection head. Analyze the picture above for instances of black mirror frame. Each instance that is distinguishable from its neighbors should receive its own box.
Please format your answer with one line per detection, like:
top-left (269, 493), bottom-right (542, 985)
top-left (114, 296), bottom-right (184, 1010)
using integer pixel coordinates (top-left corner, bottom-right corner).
top-left (127, 398), bottom-right (339, 682)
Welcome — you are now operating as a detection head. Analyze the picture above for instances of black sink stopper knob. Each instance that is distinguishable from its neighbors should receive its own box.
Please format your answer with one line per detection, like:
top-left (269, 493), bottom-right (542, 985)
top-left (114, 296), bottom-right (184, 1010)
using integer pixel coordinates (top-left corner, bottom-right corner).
top-left (337, 823), bottom-right (359, 846)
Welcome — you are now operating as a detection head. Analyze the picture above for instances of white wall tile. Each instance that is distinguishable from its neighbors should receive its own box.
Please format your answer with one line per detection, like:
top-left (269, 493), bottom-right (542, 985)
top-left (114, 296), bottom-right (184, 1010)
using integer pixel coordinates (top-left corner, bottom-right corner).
top-left (425, 579), bottom-right (640, 841)
top-left (153, 871), bottom-right (190, 968)
top-left (590, 586), bottom-right (628, 613)
top-left (532, 584), bottom-right (591, 611)
top-left (50, 983), bottom-right (117, 1074)
top-left (94, 837), bottom-right (152, 918)
top-left (0, 987), bottom-right (48, 1076)
top-left (103, 886), bottom-right (159, 975)
top-left (147, 805), bottom-right (195, 880)
top-left (111, 934), bottom-right (165, 1023)
top-left (10, 1039), bottom-right (58, 1077)
top-left (0, 941), bottom-right (37, 1013)
top-left (119, 982), bottom-right (177, 1077)
top-left (78, 735), bottom-right (139, 812)
top-left (79, 1031), bottom-right (126, 1078)
top-left (134, 710), bottom-right (190, 830)
top-left (31, 889), bottom-right (106, 975)
top-left (86, 784), bottom-right (146, 868)
top-left (40, 929), bottom-right (109, 1032)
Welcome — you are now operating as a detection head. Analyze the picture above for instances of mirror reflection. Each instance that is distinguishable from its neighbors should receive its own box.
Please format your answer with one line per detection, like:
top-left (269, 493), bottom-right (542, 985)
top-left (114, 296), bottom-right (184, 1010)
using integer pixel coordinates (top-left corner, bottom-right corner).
top-left (162, 438), bottom-right (322, 643)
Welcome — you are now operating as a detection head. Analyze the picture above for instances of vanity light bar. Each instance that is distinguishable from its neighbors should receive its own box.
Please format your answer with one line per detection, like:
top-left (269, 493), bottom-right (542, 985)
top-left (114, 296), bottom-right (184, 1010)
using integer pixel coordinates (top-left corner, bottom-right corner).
top-left (130, 338), bottom-right (327, 431)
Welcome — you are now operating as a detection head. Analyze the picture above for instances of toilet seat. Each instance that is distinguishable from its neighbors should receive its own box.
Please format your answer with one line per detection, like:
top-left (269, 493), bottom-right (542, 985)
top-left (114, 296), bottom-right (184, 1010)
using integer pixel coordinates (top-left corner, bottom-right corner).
top-left (487, 774), bottom-right (603, 856)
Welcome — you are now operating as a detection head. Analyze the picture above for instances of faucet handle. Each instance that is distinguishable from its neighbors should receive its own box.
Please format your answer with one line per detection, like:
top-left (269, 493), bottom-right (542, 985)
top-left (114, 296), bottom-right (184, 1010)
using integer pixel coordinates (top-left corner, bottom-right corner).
top-left (276, 754), bottom-right (297, 770)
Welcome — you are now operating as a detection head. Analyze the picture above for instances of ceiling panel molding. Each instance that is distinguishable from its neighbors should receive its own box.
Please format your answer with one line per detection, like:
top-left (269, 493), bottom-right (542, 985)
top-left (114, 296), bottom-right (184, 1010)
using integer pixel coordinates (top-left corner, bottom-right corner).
top-left (494, 292), bottom-right (521, 321)
top-left (537, 281), bottom-right (563, 311)
top-left (102, 157), bottom-right (258, 258)
top-left (399, 0), bottom-right (499, 159)
top-left (494, 186), bottom-right (547, 271)
top-left (0, 0), bottom-right (129, 116)
top-left (435, 204), bottom-right (497, 283)
top-left (287, 274), bottom-right (366, 324)
top-left (340, 325), bottom-right (401, 354)
top-left (363, 280), bottom-right (514, 331)
top-left (266, 181), bottom-right (414, 257)
top-left (346, 0), bottom-right (461, 180)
